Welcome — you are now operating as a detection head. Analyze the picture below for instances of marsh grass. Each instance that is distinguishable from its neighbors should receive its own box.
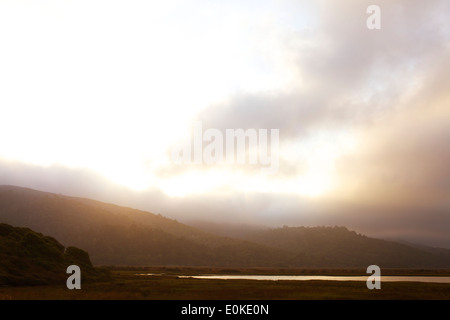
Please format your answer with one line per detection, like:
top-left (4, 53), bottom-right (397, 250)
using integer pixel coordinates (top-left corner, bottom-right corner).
top-left (1, 268), bottom-right (450, 300)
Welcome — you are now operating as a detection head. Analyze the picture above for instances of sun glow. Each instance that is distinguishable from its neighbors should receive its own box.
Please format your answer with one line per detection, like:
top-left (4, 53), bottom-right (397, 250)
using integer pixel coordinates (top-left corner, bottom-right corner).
top-left (0, 0), bottom-right (354, 198)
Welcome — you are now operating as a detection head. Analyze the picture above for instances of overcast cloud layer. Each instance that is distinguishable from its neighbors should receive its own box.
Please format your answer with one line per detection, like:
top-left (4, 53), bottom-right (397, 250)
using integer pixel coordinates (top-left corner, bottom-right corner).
top-left (1, 0), bottom-right (449, 248)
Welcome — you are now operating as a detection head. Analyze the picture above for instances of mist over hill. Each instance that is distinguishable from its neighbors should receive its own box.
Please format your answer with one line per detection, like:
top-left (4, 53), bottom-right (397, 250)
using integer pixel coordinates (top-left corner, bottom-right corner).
top-left (1, 185), bottom-right (449, 268)
top-left (0, 185), bottom-right (287, 267)
top-left (243, 226), bottom-right (450, 268)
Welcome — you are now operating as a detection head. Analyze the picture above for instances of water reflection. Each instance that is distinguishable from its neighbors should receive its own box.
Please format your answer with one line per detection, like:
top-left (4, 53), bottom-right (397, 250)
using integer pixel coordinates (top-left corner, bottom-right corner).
top-left (176, 275), bottom-right (450, 283)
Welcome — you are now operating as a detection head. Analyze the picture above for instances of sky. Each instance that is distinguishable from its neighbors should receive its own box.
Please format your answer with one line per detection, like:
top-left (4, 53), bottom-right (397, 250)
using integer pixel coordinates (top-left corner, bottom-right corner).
top-left (1, 0), bottom-right (450, 247)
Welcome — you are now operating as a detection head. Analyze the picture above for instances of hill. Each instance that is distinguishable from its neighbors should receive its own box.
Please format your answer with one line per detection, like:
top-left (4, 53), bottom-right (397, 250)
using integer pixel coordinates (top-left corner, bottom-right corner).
top-left (0, 222), bottom-right (108, 286)
top-left (0, 185), bottom-right (287, 267)
top-left (244, 226), bottom-right (450, 268)
top-left (1, 185), bottom-right (450, 268)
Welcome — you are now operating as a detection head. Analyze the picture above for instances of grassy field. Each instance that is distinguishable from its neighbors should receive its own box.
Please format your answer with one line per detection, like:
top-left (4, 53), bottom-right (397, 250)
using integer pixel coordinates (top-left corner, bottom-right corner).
top-left (1, 267), bottom-right (450, 300)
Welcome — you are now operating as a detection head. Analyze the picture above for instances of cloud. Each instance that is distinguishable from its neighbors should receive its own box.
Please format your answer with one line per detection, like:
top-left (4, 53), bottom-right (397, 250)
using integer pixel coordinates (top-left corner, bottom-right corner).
top-left (1, 1), bottom-right (450, 248)
top-left (335, 50), bottom-right (450, 203)
top-left (199, 0), bottom-right (450, 136)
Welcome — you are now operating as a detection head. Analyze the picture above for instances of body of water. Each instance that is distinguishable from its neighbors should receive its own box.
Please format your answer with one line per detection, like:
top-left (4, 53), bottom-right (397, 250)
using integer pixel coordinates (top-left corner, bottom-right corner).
top-left (176, 274), bottom-right (450, 284)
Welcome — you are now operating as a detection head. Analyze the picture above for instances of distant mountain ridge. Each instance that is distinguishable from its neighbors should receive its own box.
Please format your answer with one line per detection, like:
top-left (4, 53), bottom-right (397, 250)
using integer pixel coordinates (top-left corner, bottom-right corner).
top-left (1, 185), bottom-right (450, 268)
top-left (0, 185), bottom-right (287, 267)
top-left (243, 226), bottom-right (450, 268)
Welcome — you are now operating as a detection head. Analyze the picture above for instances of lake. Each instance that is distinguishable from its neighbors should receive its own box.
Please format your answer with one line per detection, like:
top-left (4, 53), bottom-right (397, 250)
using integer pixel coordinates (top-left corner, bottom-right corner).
top-left (176, 275), bottom-right (450, 284)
